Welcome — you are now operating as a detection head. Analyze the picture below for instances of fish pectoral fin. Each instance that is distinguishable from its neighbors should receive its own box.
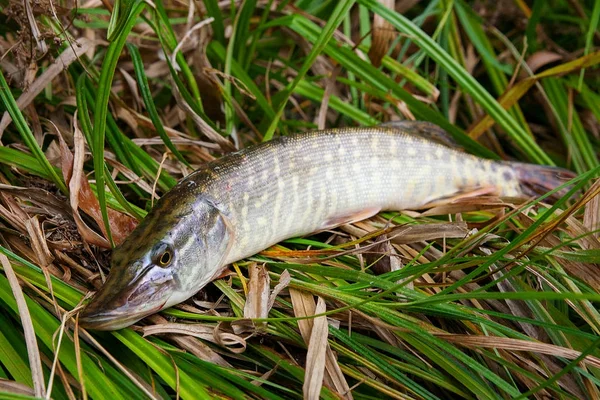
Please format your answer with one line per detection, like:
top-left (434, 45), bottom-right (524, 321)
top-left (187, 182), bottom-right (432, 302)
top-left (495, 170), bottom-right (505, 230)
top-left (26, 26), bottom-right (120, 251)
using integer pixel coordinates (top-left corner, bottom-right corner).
top-left (419, 186), bottom-right (499, 209)
top-left (214, 269), bottom-right (234, 280)
top-left (319, 207), bottom-right (381, 231)
top-left (207, 210), bottom-right (237, 282)
top-left (378, 121), bottom-right (463, 151)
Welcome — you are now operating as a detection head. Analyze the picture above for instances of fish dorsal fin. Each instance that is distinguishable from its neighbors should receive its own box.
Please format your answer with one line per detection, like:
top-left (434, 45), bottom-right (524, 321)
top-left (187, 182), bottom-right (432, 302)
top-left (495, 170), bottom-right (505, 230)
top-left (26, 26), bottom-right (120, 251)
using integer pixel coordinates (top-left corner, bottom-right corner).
top-left (378, 121), bottom-right (463, 151)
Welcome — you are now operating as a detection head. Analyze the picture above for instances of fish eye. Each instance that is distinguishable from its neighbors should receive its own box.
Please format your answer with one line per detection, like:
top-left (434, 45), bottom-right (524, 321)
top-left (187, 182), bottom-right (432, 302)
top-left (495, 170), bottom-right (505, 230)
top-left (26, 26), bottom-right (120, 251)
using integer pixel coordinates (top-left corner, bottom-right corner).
top-left (153, 243), bottom-right (174, 268)
top-left (158, 251), bottom-right (172, 267)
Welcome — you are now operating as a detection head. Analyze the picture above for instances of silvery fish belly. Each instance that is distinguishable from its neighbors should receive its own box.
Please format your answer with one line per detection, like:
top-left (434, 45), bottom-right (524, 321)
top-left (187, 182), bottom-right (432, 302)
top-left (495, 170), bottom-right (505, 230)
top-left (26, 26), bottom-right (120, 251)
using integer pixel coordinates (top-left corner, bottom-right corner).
top-left (79, 122), bottom-right (574, 330)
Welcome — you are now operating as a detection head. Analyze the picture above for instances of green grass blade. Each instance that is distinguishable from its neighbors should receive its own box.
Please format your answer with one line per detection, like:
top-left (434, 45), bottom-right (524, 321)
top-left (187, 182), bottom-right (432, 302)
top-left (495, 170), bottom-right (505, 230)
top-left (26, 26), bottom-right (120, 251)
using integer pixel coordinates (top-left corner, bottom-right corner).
top-left (358, 0), bottom-right (553, 164)
top-left (0, 314), bottom-right (32, 387)
top-left (112, 330), bottom-right (213, 399)
top-left (126, 43), bottom-right (190, 167)
top-left (0, 275), bottom-right (130, 400)
top-left (263, 0), bottom-right (356, 141)
top-left (91, 0), bottom-right (146, 247)
top-left (0, 71), bottom-right (67, 193)
top-left (202, 0), bottom-right (225, 44)
top-left (577, 0), bottom-right (600, 89)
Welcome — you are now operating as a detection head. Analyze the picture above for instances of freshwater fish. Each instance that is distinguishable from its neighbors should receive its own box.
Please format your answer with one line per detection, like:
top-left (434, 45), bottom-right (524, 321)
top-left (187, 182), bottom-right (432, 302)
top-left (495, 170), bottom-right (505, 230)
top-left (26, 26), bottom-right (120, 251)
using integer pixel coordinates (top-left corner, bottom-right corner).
top-left (79, 122), bottom-right (574, 330)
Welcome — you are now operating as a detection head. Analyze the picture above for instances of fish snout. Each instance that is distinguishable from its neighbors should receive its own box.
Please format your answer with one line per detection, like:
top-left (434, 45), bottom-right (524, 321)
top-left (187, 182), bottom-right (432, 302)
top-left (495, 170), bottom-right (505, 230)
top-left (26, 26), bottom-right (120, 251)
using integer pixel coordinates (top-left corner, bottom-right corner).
top-left (79, 296), bottom-right (166, 330)
top-left (78, 294), bottom-right (133, 330)
top-left (78, 275), bottom-right (171, 330)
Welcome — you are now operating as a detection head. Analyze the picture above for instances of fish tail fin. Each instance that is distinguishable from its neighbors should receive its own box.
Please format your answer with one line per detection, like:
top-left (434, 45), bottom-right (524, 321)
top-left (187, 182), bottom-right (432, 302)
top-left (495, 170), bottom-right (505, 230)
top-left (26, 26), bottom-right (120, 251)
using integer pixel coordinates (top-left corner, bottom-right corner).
top-left (509, 162), bottom-right (577, 201)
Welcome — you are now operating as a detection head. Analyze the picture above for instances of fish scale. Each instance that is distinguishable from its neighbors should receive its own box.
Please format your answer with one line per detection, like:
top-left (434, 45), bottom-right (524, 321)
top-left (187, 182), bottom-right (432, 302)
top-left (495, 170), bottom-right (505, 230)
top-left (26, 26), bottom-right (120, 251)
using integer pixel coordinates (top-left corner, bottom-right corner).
top-left (79, 122), bottom-right (575, 330)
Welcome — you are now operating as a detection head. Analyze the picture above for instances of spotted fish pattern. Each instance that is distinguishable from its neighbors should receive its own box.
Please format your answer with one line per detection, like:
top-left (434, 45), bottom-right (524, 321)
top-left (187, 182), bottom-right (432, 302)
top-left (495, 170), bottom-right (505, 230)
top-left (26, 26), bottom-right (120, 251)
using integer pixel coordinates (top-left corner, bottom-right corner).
top-left (163, 124), bottom-right (527, 263)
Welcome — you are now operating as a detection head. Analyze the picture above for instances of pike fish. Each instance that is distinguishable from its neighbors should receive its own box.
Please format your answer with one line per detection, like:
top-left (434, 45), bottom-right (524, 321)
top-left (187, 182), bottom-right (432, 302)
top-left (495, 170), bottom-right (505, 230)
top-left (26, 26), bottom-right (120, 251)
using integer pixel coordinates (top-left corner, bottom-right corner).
top-left (79, 122), bottom-right (574, 330)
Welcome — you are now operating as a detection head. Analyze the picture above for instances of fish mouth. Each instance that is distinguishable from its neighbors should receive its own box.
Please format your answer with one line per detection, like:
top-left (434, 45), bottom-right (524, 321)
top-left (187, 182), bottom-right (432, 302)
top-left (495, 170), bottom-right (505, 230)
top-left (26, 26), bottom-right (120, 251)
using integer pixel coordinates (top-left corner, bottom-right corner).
top-left (79, 300), bottom-right (166, 331)
top-left (77, 261), bottom-right (174, 330)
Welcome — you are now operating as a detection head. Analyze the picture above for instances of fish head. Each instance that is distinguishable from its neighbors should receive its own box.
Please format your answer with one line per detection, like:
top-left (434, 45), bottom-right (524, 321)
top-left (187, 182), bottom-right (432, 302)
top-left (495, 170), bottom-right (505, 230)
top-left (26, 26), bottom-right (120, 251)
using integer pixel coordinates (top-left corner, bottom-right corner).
top-left (79, 194), bottom-right (232, 330)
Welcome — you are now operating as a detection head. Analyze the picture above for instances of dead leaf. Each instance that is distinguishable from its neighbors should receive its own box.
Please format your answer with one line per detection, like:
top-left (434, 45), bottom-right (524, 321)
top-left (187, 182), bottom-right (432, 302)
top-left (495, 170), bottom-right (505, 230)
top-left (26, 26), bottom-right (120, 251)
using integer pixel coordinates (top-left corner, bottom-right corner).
top-left (118, 67), bottom-right (143, 110)
top-left (59, 128), bottom-right (109, 247)
top-left (0, 185), bottom-right (73, 222)
top-left (171, 80), bottom-right (235, 152)
top-left (363, 234), bottom-right (411, 289)
top-left (76, 324), bottom-right (161, 399)
top-left (438, 334), bottom-right (600, 369)
top-left (514, 211), bottom-right (600, 289)
top-left (489, 250), bottom-right (550, 341)
top-left (303, 297), bottom-right (328, 400)
top-left (24, 216), bottom-right (61, 317)
top-left (267, 270), bottom-right (291, 311)
top-left (0, 379), bottom-right (35, 396)
top-left (368, 0), bottom-right (395, 68)
top-left (0, 254), bottom-right (46, 397)
top-left (583, 186), bottom-right (600, 244)
top-left (525, 51), bottom-right (563, 75)
top-left (142, 322), bottom-right (246, 354)
top-left (24, 216), bottom-right (54, 268)
top-left (145, 315), bottom-right (231, 367)
top-left (167, 18), bottom-right (235, 152)
top-left (341, 221), bottom-right (469, 247)
top-left (290, 289), bottom-right (353, 399)
top-left (59, 122), bottom-right (137, 247)
top-left (243, 263), bottom-right (270, 332)
top-left (104, 158), bottom-right (158, 197)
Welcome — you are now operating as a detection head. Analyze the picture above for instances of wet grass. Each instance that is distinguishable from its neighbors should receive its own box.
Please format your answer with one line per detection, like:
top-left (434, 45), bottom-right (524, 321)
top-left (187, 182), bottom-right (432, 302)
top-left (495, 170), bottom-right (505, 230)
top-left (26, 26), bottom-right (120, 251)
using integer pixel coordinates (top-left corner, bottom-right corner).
top-left (0, 0), bottom-right (599, 398)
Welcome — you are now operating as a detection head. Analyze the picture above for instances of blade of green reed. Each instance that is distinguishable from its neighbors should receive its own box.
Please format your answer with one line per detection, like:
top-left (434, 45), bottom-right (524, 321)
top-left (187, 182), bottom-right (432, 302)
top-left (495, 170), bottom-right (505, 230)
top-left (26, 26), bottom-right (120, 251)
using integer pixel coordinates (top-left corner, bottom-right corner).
top-left (525, 0), bottom-right (544, 51)
top-left (0, 147), bottom-right (57, 180)
top-left (241, 0), bottom-right (274, 71)
top-left (0, 274), bottom-right (133, 400)
top-left (224, 1), bottom-right (258, 137)
top-left (0, 314), bottom-right (32, 387)
top-left (207, 41), bottom-right (276, 121)
top-left (202, 0), bottom-right (225, 44)
top-left (287, 278), bottom-right (521, 398)
top-left (112, 329), bottom-right (212, 400)
top-left (330, 328), bottom-right (440, 400)
top-left (578, 81), bottom-right (600, 123)
top-left (358, 0), bottom-right (553, 165)
top-left (454, 1), bottom-right (532, 137)
top-left (294, 80), bottom-right (378, 125)
top-left (0, 393), bottom-right (41, 400)
top-left (262, 0), bottom-right (356, 141)
top-left (516, 337), bottom-right (600, 399)
top-left (0, 71), bottom-right (67, 193)
top-left (106, 0), bottom-right (136, 41)
top-left (0, 247), bottom-right (173, 398)
top-left (454, 1), bottom-right (512, 74)
top-left (251, 345), bottom-right (339, 400)
top-left (126, 43), bottom-right (190, 167)
top-left (151, 0), bottom-right (204, 112)
top-left (380, 55), bottom-right (439, 98)
top-left (156, 345), bottom-right (265, 400)
top-left (85, 84), bottom-right (178, 192)
top-left (543, 78), bottom-right (599, 172)
top-left (92, 0), bottom-right (146, 247)
top-left (577, 0), bottom-right (600, 89)
top-left (148, 12), bottom-right (220, 135)
top-left (437, 168), bottom-right (597, 295)
top-left (76, 74), bottom-right (144, 220)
